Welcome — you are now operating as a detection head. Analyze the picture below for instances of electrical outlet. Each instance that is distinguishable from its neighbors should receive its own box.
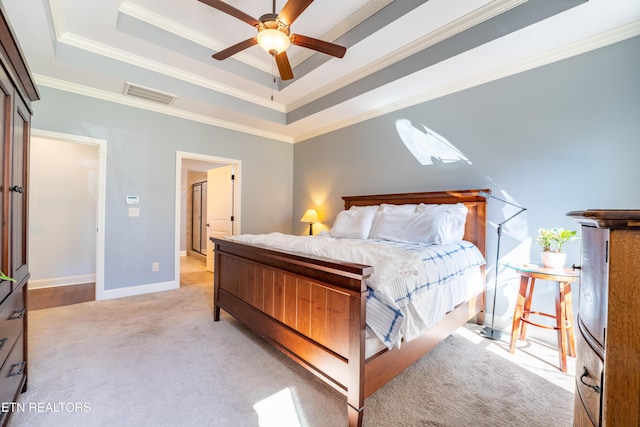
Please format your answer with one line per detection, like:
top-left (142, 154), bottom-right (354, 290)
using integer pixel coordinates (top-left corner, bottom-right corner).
top-left (152, 262), bottom-right (159, 272)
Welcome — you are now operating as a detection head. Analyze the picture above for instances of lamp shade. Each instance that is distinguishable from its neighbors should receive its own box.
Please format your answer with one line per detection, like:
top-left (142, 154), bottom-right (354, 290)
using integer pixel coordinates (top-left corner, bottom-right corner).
top-left (257, 29), bottom-right (290, 55)
top-left (300, 209), bottom-right (319, 224)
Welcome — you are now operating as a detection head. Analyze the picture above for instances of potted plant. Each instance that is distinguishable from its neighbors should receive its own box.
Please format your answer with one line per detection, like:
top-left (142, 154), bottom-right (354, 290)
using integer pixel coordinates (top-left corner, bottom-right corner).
top-left (536, 227), bottom-right (578, 268)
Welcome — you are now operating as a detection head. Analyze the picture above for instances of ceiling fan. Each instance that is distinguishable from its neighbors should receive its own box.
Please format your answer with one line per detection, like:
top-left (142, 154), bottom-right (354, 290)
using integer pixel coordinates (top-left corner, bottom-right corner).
top-left (198, 0), bottom-right (347, 81)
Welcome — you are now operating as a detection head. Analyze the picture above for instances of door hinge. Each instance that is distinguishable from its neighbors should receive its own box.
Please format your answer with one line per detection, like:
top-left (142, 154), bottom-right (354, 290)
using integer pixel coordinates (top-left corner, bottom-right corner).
top-left (230, 216), bottom-right (234, 221)
top-left (231, 174), bottom-right (235, 181)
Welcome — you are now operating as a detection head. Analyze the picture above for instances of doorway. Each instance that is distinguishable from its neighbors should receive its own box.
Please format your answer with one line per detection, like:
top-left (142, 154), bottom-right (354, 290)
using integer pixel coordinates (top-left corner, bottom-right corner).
top-left (175, 151), bottom-right (241, 287)
top-left (28, 129), bottom-right (106, 303)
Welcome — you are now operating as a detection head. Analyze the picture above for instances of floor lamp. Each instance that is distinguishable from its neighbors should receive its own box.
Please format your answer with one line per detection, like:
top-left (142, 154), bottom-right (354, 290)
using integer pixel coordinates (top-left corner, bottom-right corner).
top-left (479, 191), bottom-right (527, 340)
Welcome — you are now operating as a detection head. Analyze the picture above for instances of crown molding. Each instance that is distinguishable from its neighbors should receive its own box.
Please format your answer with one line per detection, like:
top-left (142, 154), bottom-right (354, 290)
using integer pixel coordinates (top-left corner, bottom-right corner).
top-left (35, 1), bottom-right (640, 146)
top-left (118, 0), bottom-right (393, 85)
top-left (57, 32), bottom-right (286, 113)
top-left (45, 0), bottom-right (518, 117)
top-left (292, 21), bottom-right (640, 142)
top-left (288, 0), bottom-right (393, 68)
top-left (118, 1), bottom-right (271, 74)
top-left (286, 0), bottom-right (526, 112)
top-left (35, 74), bottom-right (294, 143)
top-left (36, 20), bottom-right (639, 145)
top-left (48, 0), bottom-right (66, 39)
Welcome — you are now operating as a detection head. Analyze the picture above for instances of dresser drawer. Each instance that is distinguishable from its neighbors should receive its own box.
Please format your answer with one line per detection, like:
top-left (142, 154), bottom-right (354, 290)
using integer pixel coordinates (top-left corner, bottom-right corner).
top-left (575, 328), bottom-right (603, 427)
top-left (0, 334), bottom-right (25, 424)
top-left (0, 286), bottom-right (25, 366)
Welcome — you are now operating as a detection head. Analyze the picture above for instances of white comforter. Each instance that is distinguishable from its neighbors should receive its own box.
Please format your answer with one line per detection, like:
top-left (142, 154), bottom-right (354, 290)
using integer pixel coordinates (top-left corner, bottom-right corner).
top-left (232, 232), bottom-right (426, 291)
top-left (229, 233), bottom-right (485, 348)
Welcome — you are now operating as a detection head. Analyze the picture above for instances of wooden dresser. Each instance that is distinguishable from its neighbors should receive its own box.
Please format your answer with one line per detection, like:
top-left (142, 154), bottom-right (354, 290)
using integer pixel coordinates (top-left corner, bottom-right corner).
top-left (0, 5), bottom-right (39, 426)
top-left (567, 210), bottom-right (640, 427)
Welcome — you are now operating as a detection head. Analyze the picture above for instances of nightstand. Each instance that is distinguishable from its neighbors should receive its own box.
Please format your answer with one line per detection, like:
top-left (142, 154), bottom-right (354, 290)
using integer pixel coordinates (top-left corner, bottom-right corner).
top-left (505, 263), bottom-right (579, 373)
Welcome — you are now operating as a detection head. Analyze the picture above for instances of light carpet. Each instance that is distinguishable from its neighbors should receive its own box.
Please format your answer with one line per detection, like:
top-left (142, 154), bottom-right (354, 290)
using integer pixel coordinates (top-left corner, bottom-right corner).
top-left (8, 280), bottom-right (574, 427)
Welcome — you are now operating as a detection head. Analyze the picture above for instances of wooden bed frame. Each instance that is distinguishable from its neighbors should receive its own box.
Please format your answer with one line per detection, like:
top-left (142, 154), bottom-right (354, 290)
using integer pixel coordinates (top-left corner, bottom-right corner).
top-left (212, 189), bottom-right (488, 426)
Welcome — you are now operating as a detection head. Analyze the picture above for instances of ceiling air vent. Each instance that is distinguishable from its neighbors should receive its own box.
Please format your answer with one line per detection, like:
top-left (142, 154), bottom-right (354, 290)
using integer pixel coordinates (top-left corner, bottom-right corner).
top-left (123, 82), bottom-right (177, 105)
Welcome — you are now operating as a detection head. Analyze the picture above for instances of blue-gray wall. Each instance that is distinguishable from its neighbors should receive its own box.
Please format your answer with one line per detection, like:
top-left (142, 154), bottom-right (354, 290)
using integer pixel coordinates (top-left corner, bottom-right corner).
top-left (32, 88), bottom-right (293, 291)
top-left (29, 35), bottom-right (639, 336)
top-left (293, 36), bottom-right (640, 332)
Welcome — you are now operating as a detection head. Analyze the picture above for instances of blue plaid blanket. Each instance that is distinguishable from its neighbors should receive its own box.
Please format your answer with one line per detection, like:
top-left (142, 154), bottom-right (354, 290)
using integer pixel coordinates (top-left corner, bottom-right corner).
top-left (364, 240), bottom-right (485, 348)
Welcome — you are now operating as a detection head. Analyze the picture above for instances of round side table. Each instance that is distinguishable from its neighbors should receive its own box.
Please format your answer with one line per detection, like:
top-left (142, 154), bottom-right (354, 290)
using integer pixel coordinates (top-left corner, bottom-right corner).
top-left (505, 263), bottom-right (580, 373)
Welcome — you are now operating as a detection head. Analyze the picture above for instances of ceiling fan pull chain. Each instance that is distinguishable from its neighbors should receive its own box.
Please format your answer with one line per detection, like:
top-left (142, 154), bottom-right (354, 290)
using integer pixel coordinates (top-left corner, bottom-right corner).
top-left (271, 57), bottom-right (275, 101)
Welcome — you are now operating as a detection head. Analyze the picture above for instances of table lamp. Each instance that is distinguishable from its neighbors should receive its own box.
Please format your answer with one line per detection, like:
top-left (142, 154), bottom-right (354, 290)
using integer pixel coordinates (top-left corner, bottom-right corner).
top-left (300, 209), bottom-right (319, 235)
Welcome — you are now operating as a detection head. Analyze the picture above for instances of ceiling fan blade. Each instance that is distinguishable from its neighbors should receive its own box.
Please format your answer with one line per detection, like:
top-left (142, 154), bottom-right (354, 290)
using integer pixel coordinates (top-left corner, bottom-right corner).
top-left (212, 38), bottom-right (258, 60)
top-left (278, 0), bottom-right (314, 26)
top-left (198, 0), bottom-right (259, 27)
top-left (275, 52), bottom-right (294, 81)
top-left (290, 34), bottom-right (346, 58)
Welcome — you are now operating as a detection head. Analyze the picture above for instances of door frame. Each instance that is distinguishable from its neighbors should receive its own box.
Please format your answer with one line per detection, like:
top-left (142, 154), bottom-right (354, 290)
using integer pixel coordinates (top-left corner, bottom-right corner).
top-left (30, 129), bottom-right (107, 300)
top-left (174, 151), bottom-right (241, 284)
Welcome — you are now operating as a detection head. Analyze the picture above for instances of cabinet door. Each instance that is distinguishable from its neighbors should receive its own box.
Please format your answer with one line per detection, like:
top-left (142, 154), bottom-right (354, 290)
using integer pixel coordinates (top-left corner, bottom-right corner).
top-left (8, 96), bottom-right (30, 285)
top-left (579, 225), bottom-right (608, 349)
top-left (0, 67), bottom-right (11, 277)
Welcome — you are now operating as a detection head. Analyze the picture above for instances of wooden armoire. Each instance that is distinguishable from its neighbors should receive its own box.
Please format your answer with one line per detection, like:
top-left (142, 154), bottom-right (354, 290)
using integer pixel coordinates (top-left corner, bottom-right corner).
top-left (0, 5), bottom-right (39, 426)
top-left (567, 210), bottom-right (640, 427)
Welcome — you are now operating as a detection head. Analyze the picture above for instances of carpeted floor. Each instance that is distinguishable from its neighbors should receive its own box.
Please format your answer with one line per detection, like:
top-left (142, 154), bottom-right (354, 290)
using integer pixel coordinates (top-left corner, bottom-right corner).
top-left (7, 259), bottom-right (574, 427)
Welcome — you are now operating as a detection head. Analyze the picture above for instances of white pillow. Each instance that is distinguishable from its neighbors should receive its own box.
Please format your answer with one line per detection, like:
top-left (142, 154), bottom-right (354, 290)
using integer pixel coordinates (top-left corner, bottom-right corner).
top-left (350, 205), bottom-right (380, 213)
top-left (369, 203), bottom-right (468, 244)
top-left (378, 203), bottom-right (417, 213)
top-left (417, 203), bottom-right (468, 242)
top-left (329, 206), bottom-right (377, 239)
top-left (367, 204), bottom-right (415, 239)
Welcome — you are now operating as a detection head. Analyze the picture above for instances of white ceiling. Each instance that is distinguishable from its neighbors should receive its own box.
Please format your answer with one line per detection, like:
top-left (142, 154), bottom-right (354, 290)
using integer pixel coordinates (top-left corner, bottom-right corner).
top-left (3, 0), bottom-right (639, 143)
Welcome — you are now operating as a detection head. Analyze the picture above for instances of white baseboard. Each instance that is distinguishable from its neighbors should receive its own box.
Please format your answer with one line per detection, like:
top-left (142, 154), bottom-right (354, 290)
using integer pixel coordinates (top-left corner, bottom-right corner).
top-left (99, 280), bottom-right (178, 301)
top-left (180, 250), bottom-right (187, 257)
top-left (29, 274), bottom-right (96, 290)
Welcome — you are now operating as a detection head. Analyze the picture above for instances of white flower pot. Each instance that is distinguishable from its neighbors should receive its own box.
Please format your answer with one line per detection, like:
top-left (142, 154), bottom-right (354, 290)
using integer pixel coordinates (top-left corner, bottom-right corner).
top-left (541, 251), bottom-right (567, 269)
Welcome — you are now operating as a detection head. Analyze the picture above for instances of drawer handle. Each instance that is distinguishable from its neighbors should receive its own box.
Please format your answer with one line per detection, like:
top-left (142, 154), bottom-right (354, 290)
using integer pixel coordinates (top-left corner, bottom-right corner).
top-left (580, 367), bottom-right (601, 394)
top-left (572, 264), bottom-right (581, 271)
top-left (9, 309), bottom-right (25, 320)
top-left (0, 337), bottom-right (7, 353)
top-left (8, 361), bottom-right (26, 377)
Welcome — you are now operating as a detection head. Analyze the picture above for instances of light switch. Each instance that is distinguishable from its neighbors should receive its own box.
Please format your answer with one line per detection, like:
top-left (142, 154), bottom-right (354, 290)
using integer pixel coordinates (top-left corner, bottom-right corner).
top-left (128, 207), bottom-right (140, 217)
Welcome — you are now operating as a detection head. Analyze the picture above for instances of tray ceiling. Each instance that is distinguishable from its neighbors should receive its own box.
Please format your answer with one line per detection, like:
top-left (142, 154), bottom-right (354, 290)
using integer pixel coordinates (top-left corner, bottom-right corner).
top-left (3, 0), bottom-right (639, 142)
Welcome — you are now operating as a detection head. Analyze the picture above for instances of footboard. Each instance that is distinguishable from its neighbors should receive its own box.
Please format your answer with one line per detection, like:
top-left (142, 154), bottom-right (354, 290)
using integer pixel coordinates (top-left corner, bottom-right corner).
top-left (212, 237), bottom-right (372, 422)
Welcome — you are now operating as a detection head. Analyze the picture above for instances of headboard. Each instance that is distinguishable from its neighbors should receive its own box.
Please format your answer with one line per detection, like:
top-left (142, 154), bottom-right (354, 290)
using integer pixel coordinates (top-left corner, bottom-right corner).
top-left (342, 189), bottom-right (489, 258)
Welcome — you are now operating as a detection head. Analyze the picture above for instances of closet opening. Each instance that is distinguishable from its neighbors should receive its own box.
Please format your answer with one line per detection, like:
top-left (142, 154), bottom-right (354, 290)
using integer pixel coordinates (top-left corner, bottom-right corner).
top-left (191, 181), bottom-right (208, 255)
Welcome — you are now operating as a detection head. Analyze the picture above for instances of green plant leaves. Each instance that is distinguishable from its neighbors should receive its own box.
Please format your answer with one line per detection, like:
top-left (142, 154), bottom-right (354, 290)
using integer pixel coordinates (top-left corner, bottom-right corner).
top-left (0, 271), bottom-right (15, 282)
top-left (536, 227), bottom-right (578, 253)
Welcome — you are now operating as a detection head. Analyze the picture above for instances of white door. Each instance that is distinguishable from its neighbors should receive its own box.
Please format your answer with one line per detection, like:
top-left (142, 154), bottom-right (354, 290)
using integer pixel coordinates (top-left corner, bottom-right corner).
top-left (206, 165), bottom-right (234, 272)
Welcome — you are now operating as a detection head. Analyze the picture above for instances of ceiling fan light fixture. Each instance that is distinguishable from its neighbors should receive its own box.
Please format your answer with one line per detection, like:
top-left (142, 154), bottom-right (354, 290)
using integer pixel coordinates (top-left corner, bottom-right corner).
top-left (257, 29), bottom-right (290, 55)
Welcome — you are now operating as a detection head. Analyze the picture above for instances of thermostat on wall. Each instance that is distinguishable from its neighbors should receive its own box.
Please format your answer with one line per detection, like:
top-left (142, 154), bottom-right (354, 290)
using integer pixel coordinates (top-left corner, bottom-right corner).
top-left (126, 195), bottom-right (139, 205)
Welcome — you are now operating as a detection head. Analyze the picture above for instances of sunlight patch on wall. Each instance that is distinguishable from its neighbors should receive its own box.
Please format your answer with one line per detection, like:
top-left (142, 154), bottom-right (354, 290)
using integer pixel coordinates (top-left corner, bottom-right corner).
top-left (395, 119), bottom-right (471, 166)
top-left (253, 387), bottom-right (302, 427)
